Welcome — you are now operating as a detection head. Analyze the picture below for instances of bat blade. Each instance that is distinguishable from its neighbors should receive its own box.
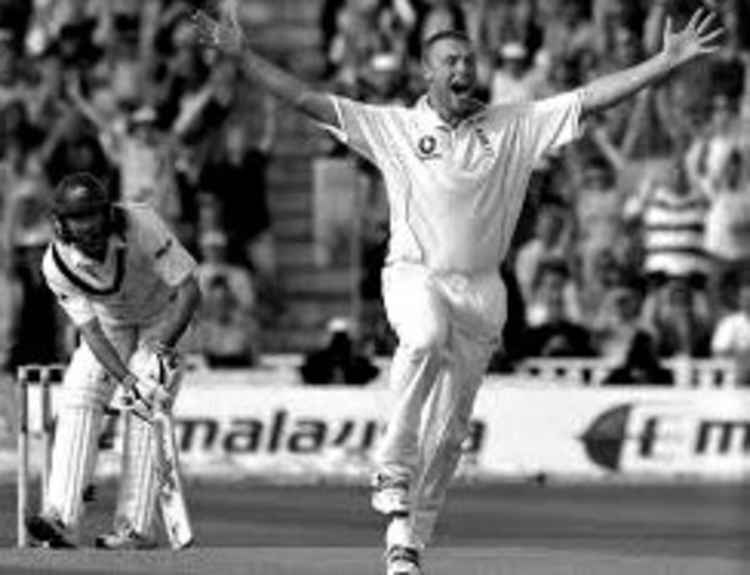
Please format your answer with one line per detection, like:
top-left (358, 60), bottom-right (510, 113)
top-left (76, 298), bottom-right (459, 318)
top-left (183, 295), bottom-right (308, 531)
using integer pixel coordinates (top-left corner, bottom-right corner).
top-left (152, 411), bottom-right (193, 549)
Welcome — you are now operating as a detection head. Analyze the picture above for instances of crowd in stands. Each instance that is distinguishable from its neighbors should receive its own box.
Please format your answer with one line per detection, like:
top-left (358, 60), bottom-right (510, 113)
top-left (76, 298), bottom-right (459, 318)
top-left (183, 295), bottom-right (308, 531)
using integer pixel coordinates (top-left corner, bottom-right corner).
top-left (0, 0), bottom-right (276, 372)
top-left (319, 0), bottom-right (750, 383)
top-left (1, 0), bottom-right (750, 386)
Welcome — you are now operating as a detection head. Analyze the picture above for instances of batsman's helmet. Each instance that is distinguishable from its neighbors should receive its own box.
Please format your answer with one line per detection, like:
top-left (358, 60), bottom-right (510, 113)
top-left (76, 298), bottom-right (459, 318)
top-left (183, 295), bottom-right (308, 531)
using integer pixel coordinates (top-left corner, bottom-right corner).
top-left (51, 172), bottom-right (114, 244)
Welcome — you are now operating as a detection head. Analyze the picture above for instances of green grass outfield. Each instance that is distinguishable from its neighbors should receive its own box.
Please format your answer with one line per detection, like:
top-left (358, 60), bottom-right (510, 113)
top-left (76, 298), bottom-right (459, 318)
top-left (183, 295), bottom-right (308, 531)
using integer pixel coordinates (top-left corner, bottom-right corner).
top-left (0, 481), bottom-right (747, 574)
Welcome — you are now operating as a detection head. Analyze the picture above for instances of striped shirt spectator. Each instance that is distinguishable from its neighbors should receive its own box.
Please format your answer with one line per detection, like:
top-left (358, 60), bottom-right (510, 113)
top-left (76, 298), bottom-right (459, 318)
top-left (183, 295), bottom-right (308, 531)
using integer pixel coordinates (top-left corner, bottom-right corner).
top-left (626, 158), bottom-right (710, 279)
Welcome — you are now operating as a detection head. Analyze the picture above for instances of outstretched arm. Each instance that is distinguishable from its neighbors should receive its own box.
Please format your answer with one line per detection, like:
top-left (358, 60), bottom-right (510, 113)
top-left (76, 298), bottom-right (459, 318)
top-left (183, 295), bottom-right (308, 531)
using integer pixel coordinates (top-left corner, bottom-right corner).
top-left (580, 8), bottom-right (723, 117)
top-left (191, 10), bottom-right (338, 127)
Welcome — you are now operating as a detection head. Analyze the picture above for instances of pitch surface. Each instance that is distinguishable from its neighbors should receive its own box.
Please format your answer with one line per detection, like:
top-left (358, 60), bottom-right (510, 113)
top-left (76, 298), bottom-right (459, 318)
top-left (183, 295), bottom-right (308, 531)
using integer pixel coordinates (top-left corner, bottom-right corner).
top-left (0, 481), bottom-right (747, 574)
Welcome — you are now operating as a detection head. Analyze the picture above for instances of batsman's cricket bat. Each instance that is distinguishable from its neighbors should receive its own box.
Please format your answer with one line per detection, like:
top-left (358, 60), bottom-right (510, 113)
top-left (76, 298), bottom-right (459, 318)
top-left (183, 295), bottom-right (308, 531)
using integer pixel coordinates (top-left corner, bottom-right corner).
top-left (152, 410), bottom-right (193, 549)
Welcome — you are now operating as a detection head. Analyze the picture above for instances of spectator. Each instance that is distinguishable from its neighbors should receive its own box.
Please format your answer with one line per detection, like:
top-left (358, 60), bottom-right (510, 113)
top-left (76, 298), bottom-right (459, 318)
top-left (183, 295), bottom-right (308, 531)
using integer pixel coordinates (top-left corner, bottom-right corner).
top-left (327, 0), bottom-right (415, 92)
top-left (66, 75), bottom-right (205, 226)
top-left (712, 274), bottom-right (750, 352)
top-left (0, 29), bottom-right (26, 107)
top-left (1, 154), bottom-right (62, 371)
top-left (195, 274), bottom-right (258, 368)
top-left (97, 1), bottom-right (156, 111)
top-left (578, 247), bottom-right (625, 325)
top-left (523, 256), bottom-right (581, 329)
top-left (536, 0), bottom-right (595, 71)
top-left (522, 260), bottom-right (595, 358)
top-left (358, 51), bottom-right (412, 105)
top-left (590, 283), bottom-right (643, 361)
top-left (155, 13), bottom-right (210, 127)
top-left (703, 148), bottom-right (750, 312)
top-left (26, 41), bottom-right (69, 129)
top-left (53, 18), bottom-right (102, 76)
top-left (299, 317), bottom-right (380, 385)
top-left (711, 274), bottom-right (750, 385)
top-left (572, 157), bottom-right (625, 290)
top-left (641, 276), bottom-right (713, 358)
top-left (514, 203), bottom-right (570, 305)
top-left (175, 55), bottom-right (246, 158)
top-left (320, 0), bottom-right (346, 78)
top-left (0, 99), bottom-right (44, 165)
top-left (199, 94), bottom-right (283, 326)
top-left (489, 42), bottom-right (534, 105)
top-left (40, 107), bottom-right (112, 188)
top-left (709, 0), bottom-right (746, 106)
top-left (0, 0), bottom-right (32, 53)
top-left (200, 93), bottom-right (277, 275)
top-left (686, 91), bottom-right (745, 188)
top-left (602, 330), bottom-right (674, 386)
top-left (477, 0), bottom-right (542, 72)
top-left (196, 229), bottom-right (256, 315)
top-left (625, 152), bottom-right (711, 284)
top-left (195, 227), bottom-right (260, 368)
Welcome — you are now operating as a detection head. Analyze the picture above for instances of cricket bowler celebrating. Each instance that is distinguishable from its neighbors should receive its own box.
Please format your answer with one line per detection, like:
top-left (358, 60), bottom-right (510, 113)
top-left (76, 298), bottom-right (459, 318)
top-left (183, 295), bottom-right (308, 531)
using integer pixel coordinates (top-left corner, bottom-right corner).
top-left (27, 172), bottom-right (201, 549)
top-left (194, 6), bottom-right (721, 574)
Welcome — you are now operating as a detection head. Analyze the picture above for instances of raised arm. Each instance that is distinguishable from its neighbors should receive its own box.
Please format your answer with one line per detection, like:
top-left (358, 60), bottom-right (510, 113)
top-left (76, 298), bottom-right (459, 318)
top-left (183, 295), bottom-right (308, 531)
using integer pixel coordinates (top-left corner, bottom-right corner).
top-left (580, 8), bottom-right (723, 118)
top-left (65, 73), bottom-right (112, 137)
top-left (191, 9), bottom-right (338, 127)
top-left (258, 93), bottom-right (278, 154)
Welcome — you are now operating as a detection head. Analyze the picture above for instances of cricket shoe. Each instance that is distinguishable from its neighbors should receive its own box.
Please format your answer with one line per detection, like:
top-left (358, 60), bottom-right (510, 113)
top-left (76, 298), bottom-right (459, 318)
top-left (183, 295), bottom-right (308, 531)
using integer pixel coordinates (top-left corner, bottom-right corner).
top-left (385, 544), bottom-right (422, 575)
top-left (95, 528), bottom-right (158, 550)
top-left (26, 513), bottom-right (76, 548)
top-left (371, 473), bottom-right (410, 517)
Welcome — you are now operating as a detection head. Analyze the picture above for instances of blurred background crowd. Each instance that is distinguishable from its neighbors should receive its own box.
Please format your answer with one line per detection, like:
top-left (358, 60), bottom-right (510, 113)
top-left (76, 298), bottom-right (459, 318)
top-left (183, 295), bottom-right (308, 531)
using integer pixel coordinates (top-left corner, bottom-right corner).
top-left (0, 0), bottom-right (749, 386)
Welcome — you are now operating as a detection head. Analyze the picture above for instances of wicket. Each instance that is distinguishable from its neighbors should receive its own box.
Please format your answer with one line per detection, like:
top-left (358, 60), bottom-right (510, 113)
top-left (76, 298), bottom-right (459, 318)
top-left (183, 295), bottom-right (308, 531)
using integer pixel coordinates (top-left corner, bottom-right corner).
top-left (16, 364), bottom-right (64, 548)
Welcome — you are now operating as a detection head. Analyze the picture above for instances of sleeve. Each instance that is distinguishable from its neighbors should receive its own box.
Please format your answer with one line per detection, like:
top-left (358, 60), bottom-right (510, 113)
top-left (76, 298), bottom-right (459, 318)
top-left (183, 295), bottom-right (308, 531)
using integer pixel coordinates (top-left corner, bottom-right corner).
top-left (317, 95), bottom-right (395, 165)
top-left (42, 249), bottom-right (97, 326)
top-left (132, 205), bottom-right (197, 287)
top-left (493, 89), bottom-right (583, 161)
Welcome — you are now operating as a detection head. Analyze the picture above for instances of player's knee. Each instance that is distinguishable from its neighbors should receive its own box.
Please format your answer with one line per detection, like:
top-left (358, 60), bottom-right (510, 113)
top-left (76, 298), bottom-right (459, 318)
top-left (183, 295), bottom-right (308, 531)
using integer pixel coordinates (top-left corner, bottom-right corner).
top-left (400, 320), bottom-right (448, 359)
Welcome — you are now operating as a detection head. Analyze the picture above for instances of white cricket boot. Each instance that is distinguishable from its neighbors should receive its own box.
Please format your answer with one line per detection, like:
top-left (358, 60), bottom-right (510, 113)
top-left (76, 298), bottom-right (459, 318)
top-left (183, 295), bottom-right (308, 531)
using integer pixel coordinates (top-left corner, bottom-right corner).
top-left (385, 544), bottom-right (422, 575)
top-left (95, 527), bottom-right (158, 550)
top-left (371, 473), bottom-right (410, 517)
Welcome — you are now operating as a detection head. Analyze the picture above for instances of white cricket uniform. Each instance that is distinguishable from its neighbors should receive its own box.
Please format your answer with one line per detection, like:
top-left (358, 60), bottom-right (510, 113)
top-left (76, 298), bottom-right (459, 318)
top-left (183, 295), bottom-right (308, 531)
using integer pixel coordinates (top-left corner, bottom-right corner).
top-left (41, 203), bottom-right (196, 539)
top-left (323, 90), bottom-right (582, 548)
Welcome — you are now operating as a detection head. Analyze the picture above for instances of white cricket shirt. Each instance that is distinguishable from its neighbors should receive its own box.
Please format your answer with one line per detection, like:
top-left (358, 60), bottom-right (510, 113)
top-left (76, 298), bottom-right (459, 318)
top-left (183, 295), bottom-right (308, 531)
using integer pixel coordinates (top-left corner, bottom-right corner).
top-left (42, 203), bottom-right (197, 327)
top-left (324, 90), bottom-right (583, 273)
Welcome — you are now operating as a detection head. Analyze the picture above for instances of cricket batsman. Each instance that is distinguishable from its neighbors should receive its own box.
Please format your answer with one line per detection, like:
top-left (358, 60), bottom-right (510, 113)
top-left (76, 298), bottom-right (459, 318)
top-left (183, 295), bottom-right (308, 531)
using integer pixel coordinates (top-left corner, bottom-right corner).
top-left (27, 172), bottom-right (201, 549)
top-left (194, 5), bottom-right (722, 574)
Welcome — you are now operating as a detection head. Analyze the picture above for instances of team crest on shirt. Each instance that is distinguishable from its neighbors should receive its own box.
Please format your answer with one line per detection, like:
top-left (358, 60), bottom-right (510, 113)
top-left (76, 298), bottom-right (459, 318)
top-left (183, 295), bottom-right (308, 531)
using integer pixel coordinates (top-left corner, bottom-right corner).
top-left (416, 135), bottom-right (440, 159)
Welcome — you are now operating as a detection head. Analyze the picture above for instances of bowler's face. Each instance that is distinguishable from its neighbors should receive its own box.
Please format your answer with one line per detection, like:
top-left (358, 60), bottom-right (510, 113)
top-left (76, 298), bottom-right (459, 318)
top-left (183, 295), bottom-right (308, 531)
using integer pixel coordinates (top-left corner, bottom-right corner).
top-left (424, 38), bottom-right (478, 121)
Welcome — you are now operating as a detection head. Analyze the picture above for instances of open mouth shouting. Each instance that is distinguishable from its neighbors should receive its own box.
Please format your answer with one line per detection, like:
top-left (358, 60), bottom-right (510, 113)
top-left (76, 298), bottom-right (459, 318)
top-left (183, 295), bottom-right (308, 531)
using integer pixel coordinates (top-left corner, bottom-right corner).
top-left (450, 78), bottom-right (474, 100)
top-left (446, 76), bottom-right (477, 116)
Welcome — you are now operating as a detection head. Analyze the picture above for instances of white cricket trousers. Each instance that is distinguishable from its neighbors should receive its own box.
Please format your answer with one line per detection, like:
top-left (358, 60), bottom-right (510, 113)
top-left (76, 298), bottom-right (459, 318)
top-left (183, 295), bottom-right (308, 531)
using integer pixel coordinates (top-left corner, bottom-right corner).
top-left (44, 313), bottom-right (172, 540)
top-left (376, 262), bottom-right (505, 549)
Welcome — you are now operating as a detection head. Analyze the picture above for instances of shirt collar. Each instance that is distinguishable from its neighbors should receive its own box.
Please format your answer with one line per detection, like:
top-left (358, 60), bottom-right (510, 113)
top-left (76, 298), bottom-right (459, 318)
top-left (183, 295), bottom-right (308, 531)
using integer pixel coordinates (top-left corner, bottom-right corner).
top-left (415, 95), bottom-right (487, 131)
top-left (62, 235), bottom-right (126, 270)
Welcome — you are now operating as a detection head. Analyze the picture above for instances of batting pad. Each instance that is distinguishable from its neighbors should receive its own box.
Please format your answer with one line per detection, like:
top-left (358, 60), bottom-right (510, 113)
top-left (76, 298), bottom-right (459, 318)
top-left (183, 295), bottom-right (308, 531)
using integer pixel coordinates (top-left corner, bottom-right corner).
top-left (114, 412), bottom-right (158, 536)
top-left (45, 405), bottom-right (102, 533)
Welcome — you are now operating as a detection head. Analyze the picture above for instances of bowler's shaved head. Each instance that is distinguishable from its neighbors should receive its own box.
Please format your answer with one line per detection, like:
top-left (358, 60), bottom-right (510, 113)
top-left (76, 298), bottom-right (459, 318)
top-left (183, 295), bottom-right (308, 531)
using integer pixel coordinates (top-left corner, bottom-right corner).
top-left (421, 30), bottom-right (472, 66)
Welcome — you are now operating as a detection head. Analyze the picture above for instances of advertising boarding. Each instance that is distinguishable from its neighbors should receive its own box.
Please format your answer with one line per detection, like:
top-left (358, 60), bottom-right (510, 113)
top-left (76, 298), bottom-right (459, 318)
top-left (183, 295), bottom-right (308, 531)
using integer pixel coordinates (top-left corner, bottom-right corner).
top-left (2, 363), bottom-right (749, 483)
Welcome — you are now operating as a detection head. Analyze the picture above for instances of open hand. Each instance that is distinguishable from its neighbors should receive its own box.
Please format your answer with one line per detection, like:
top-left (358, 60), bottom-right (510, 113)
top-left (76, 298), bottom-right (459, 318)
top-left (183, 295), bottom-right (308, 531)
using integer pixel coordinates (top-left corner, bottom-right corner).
top-left (662, 7), bottom-right (724, 67)
top-left (190, 8), bottom-right (243, 54)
